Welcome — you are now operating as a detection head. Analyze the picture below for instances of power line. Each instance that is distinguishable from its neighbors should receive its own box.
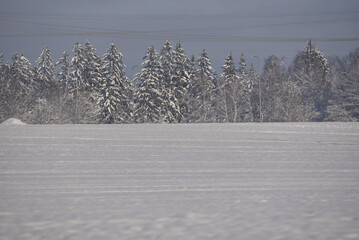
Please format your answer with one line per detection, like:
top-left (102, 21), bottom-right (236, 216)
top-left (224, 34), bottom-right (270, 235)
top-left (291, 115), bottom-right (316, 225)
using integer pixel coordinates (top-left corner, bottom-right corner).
top-left (1, 18), bottom-right (359, 43)
top-left (3, 17), bottom-right (359, 34)
top-left (1, 9), bottom-right (359, 20)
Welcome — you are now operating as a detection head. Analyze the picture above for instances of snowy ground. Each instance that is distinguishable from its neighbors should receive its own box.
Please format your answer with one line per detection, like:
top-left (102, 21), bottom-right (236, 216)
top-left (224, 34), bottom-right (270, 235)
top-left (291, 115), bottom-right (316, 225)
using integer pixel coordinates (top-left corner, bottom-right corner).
top-left (1, 123), bottom-right (359, 240)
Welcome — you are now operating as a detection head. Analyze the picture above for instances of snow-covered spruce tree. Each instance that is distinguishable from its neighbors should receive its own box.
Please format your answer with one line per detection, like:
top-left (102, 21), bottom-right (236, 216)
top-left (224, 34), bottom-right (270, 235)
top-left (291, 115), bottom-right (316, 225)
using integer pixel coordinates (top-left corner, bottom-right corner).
top-left (56, 51), bottom-right (71, 94)
top-left (69, 42), bottom-right (100, 124)
top-left (134, 46), bottom-right (163, 123)
top-left (191, 49), bottom-right (217, 122)
top-left (69, 42), bottom-right (85, 123)
top-left (83, 40), bottom-right (104, 94)
top-left (237, 54), bottom-right (254, 122)
top-left (159, 40), bottom-right (182, 123)
top-left (0, 53), bottom-right (3, 66)
top-left (220, 53), bottom-right (240, 122)
top-left (3, 53), bottom-right (34, 121)
top-left (101, 42), bottom-right (133, 123)
top-left (36, 46), bottom-right (59, 98)
top-left (31, 45), bottom-right (59, 123)
top-left (289, 40), bottom-right (331, 121)
top-left (36, 46), bottom-right (56, 93)
top-left (54, 51), bottom-right (76, 123)
top-left (70, 42), bottom-right (86, 95)
top-left (172, 40), bottom-right (190, 122)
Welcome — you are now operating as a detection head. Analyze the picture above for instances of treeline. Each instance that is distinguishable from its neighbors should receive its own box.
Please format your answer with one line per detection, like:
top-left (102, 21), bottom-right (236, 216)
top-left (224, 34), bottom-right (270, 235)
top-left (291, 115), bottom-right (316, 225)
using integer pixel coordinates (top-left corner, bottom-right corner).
top-left (0, 40), bottom-right (358, 124)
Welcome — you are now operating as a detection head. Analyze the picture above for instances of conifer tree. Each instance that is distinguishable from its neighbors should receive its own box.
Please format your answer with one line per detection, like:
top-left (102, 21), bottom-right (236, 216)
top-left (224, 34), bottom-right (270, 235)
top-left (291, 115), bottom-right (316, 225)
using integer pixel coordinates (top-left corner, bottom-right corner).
top-left (192, 49), bottom-right (217, 122)
top-left (134, 46), bottom-right (163, 123)
top-left (173, 40), bottom-right (190, 122)
top-left (159, 40), bottom-right (182, 123)
top-left (37, 46), bottom-right (54, 83)
top-left (70, 42), bottom-right (86, 95)
top-left (11, 53), bottom-right (33, 93)
top-left (84, 40), bottom-right (104, 93)
top-left (5, 53), bottom-right (33, 120)
top-left (69, 42), bottom-right (100, 123)
top-left (36, 46), bottom-right (57, 99)
top-left (31, 46), bottom-right (59, 123)
top-left (56, 51), bottom-right (70, 94)
top-left (101, 43), bottom-right (133, 123)
top-left (221, 53), bottom-right (239, 122)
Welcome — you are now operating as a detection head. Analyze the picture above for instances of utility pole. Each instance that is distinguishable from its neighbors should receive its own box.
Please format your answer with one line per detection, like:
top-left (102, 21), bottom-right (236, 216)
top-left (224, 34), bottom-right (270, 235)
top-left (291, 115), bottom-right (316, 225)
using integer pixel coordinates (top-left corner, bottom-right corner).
top-left (253, 56), bottom-right (262, 122)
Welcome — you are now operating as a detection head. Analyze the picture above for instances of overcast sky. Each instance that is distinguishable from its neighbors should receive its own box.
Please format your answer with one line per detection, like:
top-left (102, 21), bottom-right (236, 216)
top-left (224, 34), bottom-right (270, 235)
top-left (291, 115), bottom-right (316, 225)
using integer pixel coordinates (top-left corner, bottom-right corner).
top-left (1, 0), bottom-right (359, 75)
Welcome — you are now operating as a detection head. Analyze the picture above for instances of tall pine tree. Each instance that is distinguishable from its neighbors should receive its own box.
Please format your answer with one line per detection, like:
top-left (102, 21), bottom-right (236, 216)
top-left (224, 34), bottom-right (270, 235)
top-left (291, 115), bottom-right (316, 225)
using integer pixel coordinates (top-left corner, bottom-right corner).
top-left (192, 49), bottom-right (217, 122)
top-left (173, 40), bottom-right (190, 122)
top-left (159, 40), bottom-right (182, 123)
top-left (221, 53), bottom-right (240, 122)
top-left (101, 43), bottom-right (133, 123)
top-left (36, 45), bottom-right (57, 99)
top-left (134, 46), bottom-right (163, 123)
top-left (6, 53), bottom-right (33, 120)
top-left (55, 51), bottom-right (70, 94)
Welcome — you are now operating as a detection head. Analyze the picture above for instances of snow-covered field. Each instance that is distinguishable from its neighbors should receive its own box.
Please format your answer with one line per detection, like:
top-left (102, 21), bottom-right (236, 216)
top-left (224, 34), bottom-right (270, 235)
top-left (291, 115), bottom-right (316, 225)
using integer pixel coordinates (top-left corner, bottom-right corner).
top-left (1, 122), bottom-right (359, 240)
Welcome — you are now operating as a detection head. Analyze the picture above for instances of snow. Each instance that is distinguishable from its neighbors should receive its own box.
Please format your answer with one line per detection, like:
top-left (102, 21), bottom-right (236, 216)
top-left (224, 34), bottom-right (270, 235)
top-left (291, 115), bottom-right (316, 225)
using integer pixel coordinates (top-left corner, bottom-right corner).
top-left (1, 118), bottom-right (26, 125)
top-left (1, 123), bottom-right (359, 240)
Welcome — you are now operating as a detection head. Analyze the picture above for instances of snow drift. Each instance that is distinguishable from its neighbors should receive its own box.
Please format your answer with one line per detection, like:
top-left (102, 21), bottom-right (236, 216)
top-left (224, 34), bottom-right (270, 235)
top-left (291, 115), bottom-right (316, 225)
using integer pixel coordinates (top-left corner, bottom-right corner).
top-left (1, 118), bottom-right (26, 125)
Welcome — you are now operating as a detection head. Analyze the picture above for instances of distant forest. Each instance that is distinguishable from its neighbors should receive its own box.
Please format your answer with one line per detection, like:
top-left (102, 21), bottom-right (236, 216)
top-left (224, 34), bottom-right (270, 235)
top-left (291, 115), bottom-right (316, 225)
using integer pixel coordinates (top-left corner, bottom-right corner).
top-left (0, 40), bottom-right (358, 124)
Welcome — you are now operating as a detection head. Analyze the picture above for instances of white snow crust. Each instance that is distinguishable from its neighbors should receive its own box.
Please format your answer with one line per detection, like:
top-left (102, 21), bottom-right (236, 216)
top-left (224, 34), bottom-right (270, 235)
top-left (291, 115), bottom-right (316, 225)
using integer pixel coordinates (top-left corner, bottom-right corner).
top-left (1, 118), bottom-right (26, 125)
top-left (1, 123), bottom-right (359, 240)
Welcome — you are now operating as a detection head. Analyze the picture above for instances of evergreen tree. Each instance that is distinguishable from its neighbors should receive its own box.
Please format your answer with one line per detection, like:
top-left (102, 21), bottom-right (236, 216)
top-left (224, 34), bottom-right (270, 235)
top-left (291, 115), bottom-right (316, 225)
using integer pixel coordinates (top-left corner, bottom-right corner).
top-left (221, 53), bottom-right (240, 122)
top-left (3, 53), bottom-right (34, 121)
top-left (30, 46), bottom-right (59, 123)
top-left (159, 40), bottom-right (182, 123)
top-left (70, 42), bottom-right (86, 95)
top-left (289, 40), bottom-right (331, 121)
top-left (84, 40), bottom-right (104, 93)
top-left (134, 46), bottom-right (163, 123)
top-left (101, 43), bottom-right (133, 123)
top-left (192, 49), bottom-right (217, 122)
top-left (35, 46), bottom-right (57, 99)
top-left (173, 40), bottom-right (190, 122)
top-left (37, 46), bottom-right (55, 83)
top-left (69, 42), bottom-right (100, 123)
top-left (55, 51), bottom-right (71, 94)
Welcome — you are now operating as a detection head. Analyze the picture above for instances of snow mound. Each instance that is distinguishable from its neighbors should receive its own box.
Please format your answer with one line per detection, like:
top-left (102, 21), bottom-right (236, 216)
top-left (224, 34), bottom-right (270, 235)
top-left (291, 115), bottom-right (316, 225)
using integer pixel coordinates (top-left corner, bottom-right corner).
top-left (1, 118), bottom-right (27, 125)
